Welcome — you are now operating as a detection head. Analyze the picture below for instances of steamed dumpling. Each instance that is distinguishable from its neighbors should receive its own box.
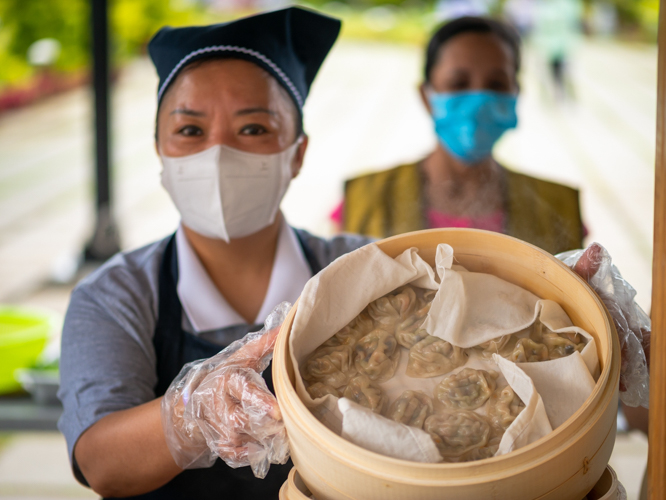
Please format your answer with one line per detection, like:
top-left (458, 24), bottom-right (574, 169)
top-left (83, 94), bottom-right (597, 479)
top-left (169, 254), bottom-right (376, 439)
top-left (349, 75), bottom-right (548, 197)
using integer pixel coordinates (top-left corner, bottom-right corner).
top-left (306, 382), bottom-right (340, 400)
top-left (510, 338), bottom-right (549, 363)
top-left (474, 335), bottom-right (517, 359)
top-left (354, 329), bottom-right (400, 382)
top-left (488, 385), bottom-right (525, 430)
top-left (396, 327), bottom-right (430, 350)
top-left (366, 286), bottom-right (426, 334)
top-left (424, 410), bottom-right (491, 462)
top-left (540, 332), bottom-right (585, 359)
top-left (406, 335), bottom-right (467, 378)
top-left (367, 296), bottom-right (402, 330)
top-left (349, 310), bottom-right (376, 335)
top-left (322, 311), bottom-right (374, 348)
top-left (530, 321), bottom-right (586, 360)
top-left (343, 374), bottom-right (387, 413)
top-left (462, 424), bottom-right (503, 461)
top-left (435, 368), bottom-right (498, 411)
top-left (394, 298), bottom-right (433, 348)
top-left (302, 345), bottom-right (355, 389)
top-left (386, 390), bottom-right (434, 429)
top-left (387, 286), bottom-right (420, 318)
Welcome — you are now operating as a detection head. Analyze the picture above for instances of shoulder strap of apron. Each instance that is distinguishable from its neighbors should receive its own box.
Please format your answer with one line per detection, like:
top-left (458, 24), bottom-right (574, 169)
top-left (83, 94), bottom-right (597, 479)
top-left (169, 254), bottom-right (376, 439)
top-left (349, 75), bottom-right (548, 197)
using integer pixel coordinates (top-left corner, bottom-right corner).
top-left (294, 228), bottom-right (323, 275)
top-left (153, 234), bottom-right (233, 396)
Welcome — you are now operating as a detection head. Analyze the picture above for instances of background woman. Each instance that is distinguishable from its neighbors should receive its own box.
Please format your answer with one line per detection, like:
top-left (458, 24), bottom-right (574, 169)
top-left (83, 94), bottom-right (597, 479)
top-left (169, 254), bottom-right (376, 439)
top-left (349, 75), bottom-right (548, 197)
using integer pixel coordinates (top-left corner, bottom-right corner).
top-left (341, 16), bottom-right (585, 255)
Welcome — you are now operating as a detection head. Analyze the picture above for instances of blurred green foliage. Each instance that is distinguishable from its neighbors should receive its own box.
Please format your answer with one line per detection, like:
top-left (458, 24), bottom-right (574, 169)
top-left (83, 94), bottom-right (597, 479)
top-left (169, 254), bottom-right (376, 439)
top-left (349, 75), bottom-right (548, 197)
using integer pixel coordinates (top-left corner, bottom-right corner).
top-left (585, 0), bottom-right (659, 40)
top-left (634, 0), bottom-right (659, 40)
top-left (0, 0), bottom-right (658, 91)
top-left (0, 0), bottom-right (88, 76)
top-left (0, 0), bottom-right (205, 89)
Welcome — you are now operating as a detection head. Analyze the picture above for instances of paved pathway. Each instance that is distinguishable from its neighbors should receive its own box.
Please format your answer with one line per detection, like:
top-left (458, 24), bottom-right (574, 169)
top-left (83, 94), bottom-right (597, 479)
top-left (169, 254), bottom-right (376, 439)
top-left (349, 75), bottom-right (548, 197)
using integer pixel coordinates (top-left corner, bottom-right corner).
top-left (0, 38), bottom-right (656, 499)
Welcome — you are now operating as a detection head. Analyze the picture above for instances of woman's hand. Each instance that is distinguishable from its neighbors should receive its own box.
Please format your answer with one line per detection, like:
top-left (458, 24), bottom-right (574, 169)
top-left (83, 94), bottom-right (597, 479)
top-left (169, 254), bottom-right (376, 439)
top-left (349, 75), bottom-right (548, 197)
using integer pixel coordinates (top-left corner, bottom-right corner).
top-left (74, 307), bottom-right (291, 497)
top-left (567, 243), bottom-right (650, 405)
top-left (162, 314), bottom-right (290, 478)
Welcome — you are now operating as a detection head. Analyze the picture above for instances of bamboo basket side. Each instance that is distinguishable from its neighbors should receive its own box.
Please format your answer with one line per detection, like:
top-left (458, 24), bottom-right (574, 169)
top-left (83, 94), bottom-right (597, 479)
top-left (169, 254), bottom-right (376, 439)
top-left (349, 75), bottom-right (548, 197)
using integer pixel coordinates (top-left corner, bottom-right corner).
top-left (279, 469), bottom-right (313, 500)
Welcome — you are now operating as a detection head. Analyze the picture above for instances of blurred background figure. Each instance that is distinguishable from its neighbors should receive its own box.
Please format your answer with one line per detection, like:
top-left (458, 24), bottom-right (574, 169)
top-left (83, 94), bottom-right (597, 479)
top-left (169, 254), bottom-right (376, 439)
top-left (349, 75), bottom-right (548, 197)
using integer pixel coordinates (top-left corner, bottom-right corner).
top-left (338, 16), bottom-right (585, 255)
top-left (589, 2), bottom-right (618, 38)
top-left (504, 0), bottom-right (535, 36)
top-left (531, 0), bottom-right (584, 101)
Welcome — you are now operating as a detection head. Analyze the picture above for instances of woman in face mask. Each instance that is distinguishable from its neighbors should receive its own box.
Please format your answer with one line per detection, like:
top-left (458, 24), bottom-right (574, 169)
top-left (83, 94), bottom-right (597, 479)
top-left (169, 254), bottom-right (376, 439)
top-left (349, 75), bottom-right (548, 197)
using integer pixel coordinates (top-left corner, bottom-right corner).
top-left (340, 16), bottom-right (585, 255)
top-left (57, 8), bottom-right (370, 499)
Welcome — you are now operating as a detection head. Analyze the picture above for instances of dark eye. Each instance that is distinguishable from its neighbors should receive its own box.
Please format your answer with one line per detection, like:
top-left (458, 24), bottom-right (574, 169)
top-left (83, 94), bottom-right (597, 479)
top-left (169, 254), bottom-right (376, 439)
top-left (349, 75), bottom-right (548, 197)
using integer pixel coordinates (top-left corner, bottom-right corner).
top-left (240, 124), bottom-right (268, 136)
top-left (447, 78), bottom-right (469, 91)
top-left (487, 80), bottom-right (510, 92)
top-left (178, 125), bottom-right (203, 137)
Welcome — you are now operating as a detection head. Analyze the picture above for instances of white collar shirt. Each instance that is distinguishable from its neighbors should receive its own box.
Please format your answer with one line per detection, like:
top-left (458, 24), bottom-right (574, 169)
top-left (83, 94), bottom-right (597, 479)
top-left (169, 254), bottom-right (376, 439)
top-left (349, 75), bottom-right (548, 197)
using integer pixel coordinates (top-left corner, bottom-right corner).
top-left (175, 220), bottom-right (311, 332)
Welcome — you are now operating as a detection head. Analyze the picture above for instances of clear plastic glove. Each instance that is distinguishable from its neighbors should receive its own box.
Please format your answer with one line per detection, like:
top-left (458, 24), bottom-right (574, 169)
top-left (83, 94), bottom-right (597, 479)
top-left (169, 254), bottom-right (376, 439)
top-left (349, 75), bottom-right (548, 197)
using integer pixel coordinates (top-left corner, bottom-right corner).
top-left (161, 302), bottom-right (292, 478)
top-left (558, 244), bottom-right (650, 408)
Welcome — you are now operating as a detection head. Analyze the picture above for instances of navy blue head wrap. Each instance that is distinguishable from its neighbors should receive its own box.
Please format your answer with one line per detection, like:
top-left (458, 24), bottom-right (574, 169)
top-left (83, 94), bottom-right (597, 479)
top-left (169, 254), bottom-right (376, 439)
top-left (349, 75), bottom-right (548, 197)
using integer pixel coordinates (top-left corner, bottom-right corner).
top-left (148, 7), bottom-right (341, 114)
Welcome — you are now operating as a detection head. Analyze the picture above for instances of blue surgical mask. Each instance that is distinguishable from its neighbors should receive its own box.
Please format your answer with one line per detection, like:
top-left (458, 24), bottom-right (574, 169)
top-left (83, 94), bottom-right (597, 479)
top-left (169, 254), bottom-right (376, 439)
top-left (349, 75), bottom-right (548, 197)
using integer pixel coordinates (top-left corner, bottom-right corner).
top-left (428, 90), bottom-right (518, 165)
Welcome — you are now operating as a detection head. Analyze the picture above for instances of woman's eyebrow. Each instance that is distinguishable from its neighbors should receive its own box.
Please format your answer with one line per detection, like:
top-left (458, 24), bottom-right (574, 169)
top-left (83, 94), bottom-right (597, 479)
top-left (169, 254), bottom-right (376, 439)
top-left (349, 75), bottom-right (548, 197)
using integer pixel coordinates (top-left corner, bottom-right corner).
top-left (489, 68), bottom-right (510, 76)
top-left (170, 108), bottom-right (206, 116)
top-left (235, 107), bottom-right (277, 116)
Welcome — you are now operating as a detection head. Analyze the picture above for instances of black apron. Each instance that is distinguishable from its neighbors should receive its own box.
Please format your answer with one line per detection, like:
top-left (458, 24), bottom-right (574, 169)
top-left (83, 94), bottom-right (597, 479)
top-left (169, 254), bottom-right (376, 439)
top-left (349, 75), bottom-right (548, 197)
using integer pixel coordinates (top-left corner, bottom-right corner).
top-left (117, 232), bottom-right (322, 500)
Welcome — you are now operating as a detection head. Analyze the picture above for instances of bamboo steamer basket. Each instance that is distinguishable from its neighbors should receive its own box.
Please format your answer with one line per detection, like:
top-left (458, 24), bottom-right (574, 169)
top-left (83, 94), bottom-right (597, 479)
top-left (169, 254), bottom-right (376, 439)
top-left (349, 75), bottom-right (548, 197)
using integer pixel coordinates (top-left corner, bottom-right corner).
top-left (585, 466), bottom-right (624, 500)
top-left (273, 229), bottom-right (620, 500)
top-left (279, 466), bottom-right (625, 500)
top-left (280, 469), bottom-right (314, 499)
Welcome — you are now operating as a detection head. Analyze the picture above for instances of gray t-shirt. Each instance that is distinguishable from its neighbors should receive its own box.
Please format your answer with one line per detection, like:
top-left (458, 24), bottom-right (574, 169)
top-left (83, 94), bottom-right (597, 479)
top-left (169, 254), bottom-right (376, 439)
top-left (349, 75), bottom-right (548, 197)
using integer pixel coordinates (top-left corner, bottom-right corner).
top-left (58, 229), bottom-right (370, 476)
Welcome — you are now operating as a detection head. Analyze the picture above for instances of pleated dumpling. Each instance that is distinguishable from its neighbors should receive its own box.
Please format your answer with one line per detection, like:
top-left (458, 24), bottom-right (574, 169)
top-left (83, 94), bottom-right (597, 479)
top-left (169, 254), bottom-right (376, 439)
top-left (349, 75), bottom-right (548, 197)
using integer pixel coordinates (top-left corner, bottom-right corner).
top-left (488, 385), bottom-right (525, 430)
top-left (354, 328), bottom-right (400, 382)
top-left (367, 296), bottom-right (402, 331)
top-left (406, 335), bottom-right (467, 378)
top-left (302, 345), bottom-right (355, 389)
top-left (386, 390), bottom-right (434, 429)
top-left (387, 286), bottom-right (420, 318)
top-left (474, 334), bottom-right (517, 359)
top-left (322, 311), bottom-right (374, 349)
top-left (434, 368), bottom-right (498, 411)
top-left (424, 410), bottom-right (491, 462)
top-left (396, 327), bottom-right (430, 350)
top-left (306, 382), bottom-right (340, 400)
top-left (343, 374), bottom-right (387, 414)
top-left (530, 321), bottom-right (586, 360)
top-left (462, 424), bottom-right (503, 461)
top-left (510, 338), bottom-right (549, 363)
top-left (366, 286), bottom-right (425, 334)
top-left (394, 288), bottom-right (436, 348)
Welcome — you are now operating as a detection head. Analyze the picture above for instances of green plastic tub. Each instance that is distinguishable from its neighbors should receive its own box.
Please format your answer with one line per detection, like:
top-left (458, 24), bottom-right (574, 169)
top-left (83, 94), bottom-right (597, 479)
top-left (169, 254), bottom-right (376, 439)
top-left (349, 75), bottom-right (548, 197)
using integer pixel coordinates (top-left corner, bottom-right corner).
top-left (0, 307), bottom-right (54, 394)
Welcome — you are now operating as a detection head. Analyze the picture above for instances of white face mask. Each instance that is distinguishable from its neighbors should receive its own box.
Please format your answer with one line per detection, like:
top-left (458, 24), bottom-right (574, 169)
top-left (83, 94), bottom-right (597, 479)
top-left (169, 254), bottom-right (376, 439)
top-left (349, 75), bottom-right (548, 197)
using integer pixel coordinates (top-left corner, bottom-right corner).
top-left (160, 141), bottom-right (300, 242)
